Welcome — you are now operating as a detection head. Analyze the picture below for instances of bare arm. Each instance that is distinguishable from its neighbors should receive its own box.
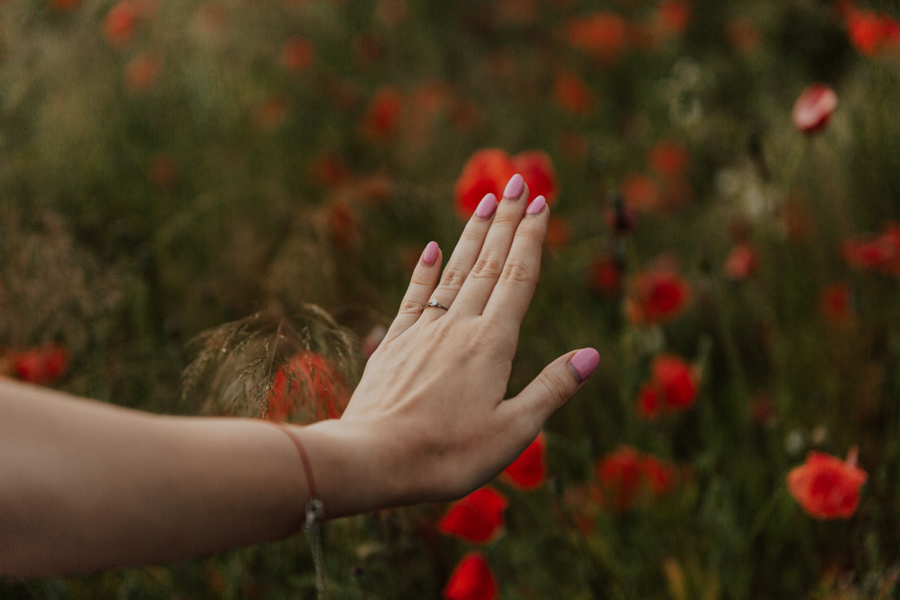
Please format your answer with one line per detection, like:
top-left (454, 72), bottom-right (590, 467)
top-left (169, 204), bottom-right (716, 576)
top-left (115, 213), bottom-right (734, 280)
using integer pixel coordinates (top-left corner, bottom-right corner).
top-left (0, 177), bottom-right (598, 578)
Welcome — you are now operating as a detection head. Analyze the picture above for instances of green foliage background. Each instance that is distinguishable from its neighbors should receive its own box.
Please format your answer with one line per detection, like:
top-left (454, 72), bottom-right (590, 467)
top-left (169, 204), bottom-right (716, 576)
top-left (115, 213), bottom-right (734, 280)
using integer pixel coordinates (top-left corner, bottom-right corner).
top-left (3, 0), bottom-right (900, 597)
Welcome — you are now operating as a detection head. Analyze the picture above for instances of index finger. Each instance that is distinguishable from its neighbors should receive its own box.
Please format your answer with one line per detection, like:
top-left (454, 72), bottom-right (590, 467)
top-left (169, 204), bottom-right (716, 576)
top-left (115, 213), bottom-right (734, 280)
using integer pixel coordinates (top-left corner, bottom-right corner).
top-left (481, 196), bottom-right (548, 327)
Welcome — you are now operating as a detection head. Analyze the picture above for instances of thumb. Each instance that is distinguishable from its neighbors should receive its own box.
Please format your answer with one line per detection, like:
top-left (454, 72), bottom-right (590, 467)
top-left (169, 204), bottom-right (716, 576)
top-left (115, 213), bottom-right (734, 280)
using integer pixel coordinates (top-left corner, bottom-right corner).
top-left (506, 348), bottom-right (600, 425)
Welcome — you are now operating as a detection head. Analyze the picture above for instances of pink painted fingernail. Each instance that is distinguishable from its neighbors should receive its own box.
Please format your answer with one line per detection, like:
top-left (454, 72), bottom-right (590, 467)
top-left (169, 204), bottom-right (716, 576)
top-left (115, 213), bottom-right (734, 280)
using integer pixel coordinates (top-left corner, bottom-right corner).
top-left (422, 241), bottom-right (439, 266)
top-left (526, 195), bottom-right (546, 216)
top-left (503, 173), bottom-right (525, 200)
top-left (474, 193), bottom-right (498, 219)
top-left (568, 348), bottom-right (600, 382)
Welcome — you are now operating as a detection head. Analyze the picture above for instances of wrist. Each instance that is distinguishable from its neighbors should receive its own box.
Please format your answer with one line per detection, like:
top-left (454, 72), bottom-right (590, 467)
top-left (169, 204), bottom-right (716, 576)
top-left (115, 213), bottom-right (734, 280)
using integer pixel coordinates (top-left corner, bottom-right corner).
top-left (294, 418), bottom-right (400, 518)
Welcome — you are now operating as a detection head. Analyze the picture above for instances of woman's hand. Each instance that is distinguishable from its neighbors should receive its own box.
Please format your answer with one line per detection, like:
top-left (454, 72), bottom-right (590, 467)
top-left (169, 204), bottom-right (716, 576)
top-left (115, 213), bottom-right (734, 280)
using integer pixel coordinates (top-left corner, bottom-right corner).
top-left (302, 174), bottom-right (599, 517)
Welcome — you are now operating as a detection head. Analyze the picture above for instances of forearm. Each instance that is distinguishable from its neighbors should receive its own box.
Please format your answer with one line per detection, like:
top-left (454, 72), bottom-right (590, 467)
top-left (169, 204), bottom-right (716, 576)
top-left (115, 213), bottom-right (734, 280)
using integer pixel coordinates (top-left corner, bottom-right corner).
top-left (0, 379), bottom-right (380, 578)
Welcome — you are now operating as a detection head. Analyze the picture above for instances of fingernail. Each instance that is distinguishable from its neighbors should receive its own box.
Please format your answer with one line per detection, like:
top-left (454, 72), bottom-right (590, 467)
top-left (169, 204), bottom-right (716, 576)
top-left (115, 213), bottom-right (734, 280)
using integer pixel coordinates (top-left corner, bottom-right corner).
top-left (422, 241), bottom-right (439, 266)
top-left (474, 193), bottom-right (498, 219)
top-left (503, 174), bottom-right (525, 200)
top-left (568, 348), bottom-right (600, 383)
top-left (526, 195), bottom-right (546, 216)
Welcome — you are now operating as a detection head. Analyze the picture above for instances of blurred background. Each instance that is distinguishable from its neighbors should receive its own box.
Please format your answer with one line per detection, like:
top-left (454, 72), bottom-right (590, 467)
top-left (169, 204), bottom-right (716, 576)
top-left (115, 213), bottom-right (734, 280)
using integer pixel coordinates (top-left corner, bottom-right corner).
top-left (3, 0), bottom-right (900, 597)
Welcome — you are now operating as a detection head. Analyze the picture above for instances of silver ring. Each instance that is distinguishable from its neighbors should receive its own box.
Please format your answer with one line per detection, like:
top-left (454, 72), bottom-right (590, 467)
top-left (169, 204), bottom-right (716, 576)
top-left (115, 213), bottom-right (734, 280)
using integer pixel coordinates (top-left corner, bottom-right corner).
top-left (422, 299), bottom-right (450, 312)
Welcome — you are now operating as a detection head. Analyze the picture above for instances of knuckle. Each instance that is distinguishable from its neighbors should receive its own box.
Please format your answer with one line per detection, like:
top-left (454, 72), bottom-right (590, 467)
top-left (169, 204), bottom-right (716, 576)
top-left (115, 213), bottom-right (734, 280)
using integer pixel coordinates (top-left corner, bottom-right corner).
top-left (439, 266), bottom-right (467, 291)
top-left (540, 370), bottom-right (571, 410)
top-left (470, 256), bottom-right (503, 280)
top-left (459, 227), bottom-right (484, 244)
top-left (500, 257), bottom-right (534, 284)
top-left (399, 297), bottom-right (424, 315)
top-left (492, 211), bottom-right (520, 228)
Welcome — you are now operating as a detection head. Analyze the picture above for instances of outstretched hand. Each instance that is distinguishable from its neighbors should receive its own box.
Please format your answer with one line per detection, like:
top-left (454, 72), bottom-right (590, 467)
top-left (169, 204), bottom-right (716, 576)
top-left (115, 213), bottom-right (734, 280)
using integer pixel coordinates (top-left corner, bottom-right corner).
top-left (304, 174), bottom-right (599, 517)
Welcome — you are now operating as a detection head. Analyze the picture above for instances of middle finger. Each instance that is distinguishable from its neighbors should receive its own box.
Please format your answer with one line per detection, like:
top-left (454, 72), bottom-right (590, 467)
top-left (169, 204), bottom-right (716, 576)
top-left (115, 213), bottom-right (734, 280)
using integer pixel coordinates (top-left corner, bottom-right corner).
top-left (452, 173), bottom-right (529, 316)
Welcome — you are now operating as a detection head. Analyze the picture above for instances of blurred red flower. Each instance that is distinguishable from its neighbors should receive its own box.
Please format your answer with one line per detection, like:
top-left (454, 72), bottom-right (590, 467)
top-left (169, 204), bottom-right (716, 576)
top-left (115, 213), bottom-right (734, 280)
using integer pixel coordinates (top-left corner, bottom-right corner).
top-left (652, 354), bottom-right (698, 410)
top-left (454, 149), bottom-right (517, 216)
top-left (588, 255), bottom-right (622, 296)
top-left (252, 95), bottom-right (290, 131)
top-left (454, 149), bottom-right (556, 216)
top-left (726, 18), bottom-right (759, 52)
top-left (511, 150), bottom-right (558, 204)
top-left (846, 9), bottom-right (900, 56)
top-left (266, 352), bottom-right (350, 422)
top-left (281, 37), bottom-right (314, 73)
top-left (648, 141), bottom-right (690, 178)
top-left (595, 447), bottom-right (676, 511)
top-left (567, 13), bottom-right (628, 64)
top-left (642, 455), bottom-right (675, 496)
top-left (656, 0), bottom-right (691, 35)
top-left (820, 282), bottom-right (853, 325)
top-left (126, 52), bottom-right (160, 93)
top-left (309, 154), bottom-right (351, 188)
top-left (503, 432), bottom-right (546, 490)
top-left (438, 487), bottom-right (508, 543)
top-left (724, 243), bottom-right (758, 280)
top-left (621, 174), bottom-right (660, 212)
top-left (628, 270), bottom-right (691, 324)
top-left (443, 553), bottom-right (498, 600)
top-left (325, 201), bottom-right (358, 249)
top-left (553, 72), bottom-right (594, 115)
top-left (104, 2), bottom-right (139, 47)
top-left (363, 87), bottom-right (403, 139)
top-left (843, 223), bottom-right (900, 276)
top-left (787, 450), bottom-right (867, 519)
top-left (637, 384), bottom-right (662, 419)
top-left (792, 84), bottom-right (837, 135)
top-left (13, 344), bottom-right (68, 385)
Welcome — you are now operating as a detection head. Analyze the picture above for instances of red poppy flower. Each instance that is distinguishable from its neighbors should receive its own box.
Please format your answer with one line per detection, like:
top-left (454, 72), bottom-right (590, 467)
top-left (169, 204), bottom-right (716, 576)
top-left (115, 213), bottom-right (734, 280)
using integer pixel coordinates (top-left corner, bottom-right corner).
top-left (629, 270), bottom-right (691, 324)
top-left (362, 87), bottom-right (403, 139)
top-left (637, 384), bottom-right (662, 419)
top-left (104, 2), bottom-right (139, 47)
top-left (726, 18), bottom-right (759, 52)
top-left (567, 13), bottom-right (627, 63)
top-left (641, 456), bottom-right (675, 496)
top-left (266, 352), bottom-right (350, 422)
top-left (454, 149), bottom-right (517, 217)
top-left (503, 432), bottom-right (546, 490)
top-left (325, 201), bottom-right (358, 249)
top-left (252, 95), bottom-right (290, 131)
top-left (846, 9), bottom-right (900, 56)
top-left (724, 243), bottom-right (758, 280)
top-left (443, 553), bottom-right (498, 600)
top-left (596, 446), bottom-right (644, 511)
top-left (787, 450), bottom-right (867, 519)
top-left (512, 150), bottom-right (557, 204)
top-left (792, 84), bottom-right (838, 135)
top-left (553, 72), bottom-right (594, 115)
top-left (652, 354), bottom-right (698, 410)
top-left (13, 344), bottom-right (68, 385)
top-left (588, 255), bottom-right (622, 296)
top-left (656, 0), bottom-right (691, 35)
top-left (438, 487), bottom-right (508, 543)
top-left (843, 223), bottom-right (900, 276)
top-left (648, 141), bottom-right (689, 178)
top-left (309, 154), bottom-right (351, 188)
top-left (621, 174), bottom-right (660, 212)
top-left (125, 52), bottom-right (160, 93)
top-left (282, 37), bottom-right (314, 73)
top-left (820, 282), bottom-right (853, 325)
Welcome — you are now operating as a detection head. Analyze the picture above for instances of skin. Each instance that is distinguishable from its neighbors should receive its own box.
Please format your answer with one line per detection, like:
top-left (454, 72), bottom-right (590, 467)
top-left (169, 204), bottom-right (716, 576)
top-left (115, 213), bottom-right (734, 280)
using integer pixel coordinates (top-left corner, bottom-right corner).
top-left (0, 179), bottom-right (595, 578)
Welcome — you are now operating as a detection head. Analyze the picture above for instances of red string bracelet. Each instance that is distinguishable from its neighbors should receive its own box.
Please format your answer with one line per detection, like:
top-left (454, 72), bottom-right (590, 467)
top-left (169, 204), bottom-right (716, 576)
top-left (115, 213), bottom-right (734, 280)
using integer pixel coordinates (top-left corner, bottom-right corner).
top-left (264, 420), bottom-right (325, 531)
